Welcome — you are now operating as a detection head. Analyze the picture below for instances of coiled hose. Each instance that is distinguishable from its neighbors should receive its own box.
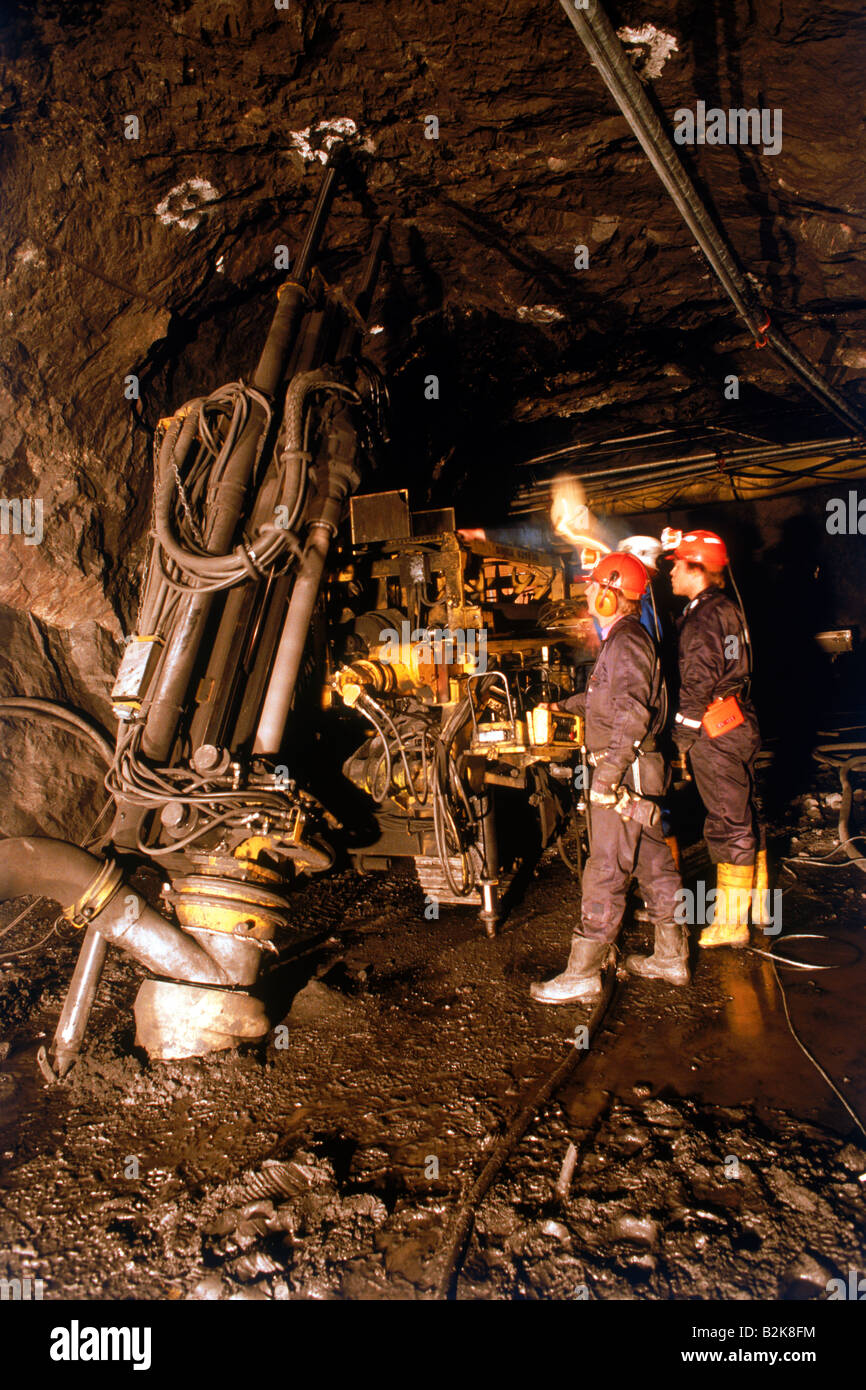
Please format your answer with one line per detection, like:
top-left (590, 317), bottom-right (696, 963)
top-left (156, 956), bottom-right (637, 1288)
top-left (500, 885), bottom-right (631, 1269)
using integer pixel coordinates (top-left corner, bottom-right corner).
top-left (811, 743), bottom-right (866, 874)
top-left (150, 371), bottom-right (360, 602)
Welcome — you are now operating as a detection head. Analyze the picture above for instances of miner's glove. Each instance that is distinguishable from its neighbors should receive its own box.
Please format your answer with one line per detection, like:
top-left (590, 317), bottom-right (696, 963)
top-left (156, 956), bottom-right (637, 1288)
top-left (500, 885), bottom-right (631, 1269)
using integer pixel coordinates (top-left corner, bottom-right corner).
top-left (589, 783), bottom-right (619, 807)
top-left (589, 760), bottom-right (620, 803)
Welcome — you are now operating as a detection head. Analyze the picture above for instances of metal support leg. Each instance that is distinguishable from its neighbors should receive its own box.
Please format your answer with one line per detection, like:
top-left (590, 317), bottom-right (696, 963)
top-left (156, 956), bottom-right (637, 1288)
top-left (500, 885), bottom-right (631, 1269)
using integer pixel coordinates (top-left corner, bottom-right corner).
top-left (478, 792), bottom-right (500, 939)
top-left (51, 924), bottom-right (109, 1078)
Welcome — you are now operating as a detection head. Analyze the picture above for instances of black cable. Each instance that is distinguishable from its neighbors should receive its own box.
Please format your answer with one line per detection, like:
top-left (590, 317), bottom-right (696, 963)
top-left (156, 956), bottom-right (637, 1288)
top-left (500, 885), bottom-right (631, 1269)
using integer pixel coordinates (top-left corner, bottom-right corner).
top-left (782, 847), bottom-right (866, 867)
top-left (0, 699), bottom-right (115, 764)
top-left (752, 935), bottom-right (866, 1140)
top-left (811, 746), bottom-right (866, 875)
top-left (725, 563), bottom-right (754, 687)
top-left (135, 813), bottom-right (232, 857)
top-left (433, 960), bottom-right (617, 1299)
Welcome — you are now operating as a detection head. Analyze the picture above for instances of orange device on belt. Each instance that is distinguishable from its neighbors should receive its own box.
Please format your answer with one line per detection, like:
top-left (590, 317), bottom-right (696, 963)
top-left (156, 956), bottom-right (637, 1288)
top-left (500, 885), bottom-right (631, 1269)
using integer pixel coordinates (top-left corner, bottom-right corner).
top-left (702, 694), bottom-right (745, 738)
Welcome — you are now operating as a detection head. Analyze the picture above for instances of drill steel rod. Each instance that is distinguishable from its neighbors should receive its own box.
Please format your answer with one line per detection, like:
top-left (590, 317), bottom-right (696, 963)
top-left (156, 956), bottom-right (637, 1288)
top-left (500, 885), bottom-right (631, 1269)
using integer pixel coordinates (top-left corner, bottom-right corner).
top-left (51, 924), bottom-right (109, 1078)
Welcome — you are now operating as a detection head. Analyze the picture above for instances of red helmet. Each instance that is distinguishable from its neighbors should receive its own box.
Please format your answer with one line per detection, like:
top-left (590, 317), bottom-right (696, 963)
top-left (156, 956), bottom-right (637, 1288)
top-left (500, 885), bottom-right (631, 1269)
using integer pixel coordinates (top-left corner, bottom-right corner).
top-left (672, 529), bottom-right (729, 570)
top-left (589, 550), bottom-right (648, 599)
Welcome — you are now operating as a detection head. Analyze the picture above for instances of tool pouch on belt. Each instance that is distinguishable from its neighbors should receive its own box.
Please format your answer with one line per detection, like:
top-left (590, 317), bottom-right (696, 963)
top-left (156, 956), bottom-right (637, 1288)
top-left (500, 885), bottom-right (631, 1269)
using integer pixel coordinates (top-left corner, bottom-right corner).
top-left (702, 694), bottom-right (745, 739)
top-left (631, 750), bottom-right (667, 796)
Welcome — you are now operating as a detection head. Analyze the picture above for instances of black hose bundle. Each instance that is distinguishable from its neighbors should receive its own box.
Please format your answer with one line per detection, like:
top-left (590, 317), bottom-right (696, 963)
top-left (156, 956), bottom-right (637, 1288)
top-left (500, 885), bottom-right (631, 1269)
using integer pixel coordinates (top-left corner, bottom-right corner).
top-left (145, 370), bottom-right (361, 623)
top-left (104, 721), bottom-right (296, 859)
top-left (559, 0), bottom-right (866, 440)
top-left (808, 743), bottom-right (866, 875)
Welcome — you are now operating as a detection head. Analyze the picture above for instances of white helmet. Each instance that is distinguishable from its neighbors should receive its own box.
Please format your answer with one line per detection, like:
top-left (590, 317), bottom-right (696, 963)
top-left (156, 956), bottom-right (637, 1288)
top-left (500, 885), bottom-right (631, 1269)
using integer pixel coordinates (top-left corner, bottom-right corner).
top-left (620, 534), bottom-right (662, 574)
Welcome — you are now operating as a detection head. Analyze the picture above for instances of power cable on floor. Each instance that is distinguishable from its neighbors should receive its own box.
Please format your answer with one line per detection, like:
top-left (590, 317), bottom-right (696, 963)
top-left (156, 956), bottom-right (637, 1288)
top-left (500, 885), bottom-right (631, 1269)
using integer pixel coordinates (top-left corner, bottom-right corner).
top-left (432, 963), bottom-right (617, 1299)
top-left (812, 745), bottom-right (866, 874)
top-left (747, 934), bottom-right (866, 1141)
top-left (782, 849), bottom-right (866, 868)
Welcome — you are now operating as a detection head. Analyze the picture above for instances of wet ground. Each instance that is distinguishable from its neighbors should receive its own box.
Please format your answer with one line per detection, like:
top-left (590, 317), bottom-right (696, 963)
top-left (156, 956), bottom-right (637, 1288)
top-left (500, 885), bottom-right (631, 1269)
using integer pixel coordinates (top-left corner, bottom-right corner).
top-left (0, 776), bottom-right (864, 1301)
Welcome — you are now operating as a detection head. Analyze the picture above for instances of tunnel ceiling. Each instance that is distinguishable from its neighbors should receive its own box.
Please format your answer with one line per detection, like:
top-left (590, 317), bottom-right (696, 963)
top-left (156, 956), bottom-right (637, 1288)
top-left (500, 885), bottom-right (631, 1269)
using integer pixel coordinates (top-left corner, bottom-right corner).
top-left (1, 0), bottom-right (865, 634)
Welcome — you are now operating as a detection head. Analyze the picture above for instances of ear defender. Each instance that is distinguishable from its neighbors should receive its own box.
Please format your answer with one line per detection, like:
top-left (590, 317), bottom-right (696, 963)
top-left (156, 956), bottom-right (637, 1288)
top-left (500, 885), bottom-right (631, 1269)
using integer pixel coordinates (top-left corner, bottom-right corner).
top-left (593, 578), bottom-right (619, 620)
top-left (587, 552), bottom-right (648, 618)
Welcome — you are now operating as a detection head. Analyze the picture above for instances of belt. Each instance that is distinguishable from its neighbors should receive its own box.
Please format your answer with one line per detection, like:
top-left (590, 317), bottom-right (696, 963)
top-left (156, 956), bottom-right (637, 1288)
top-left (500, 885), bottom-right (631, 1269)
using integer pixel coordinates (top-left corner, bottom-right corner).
top-left (676, 686), bottom-right (749, 730)
top-left (589, 737), bottom-right (659, 767)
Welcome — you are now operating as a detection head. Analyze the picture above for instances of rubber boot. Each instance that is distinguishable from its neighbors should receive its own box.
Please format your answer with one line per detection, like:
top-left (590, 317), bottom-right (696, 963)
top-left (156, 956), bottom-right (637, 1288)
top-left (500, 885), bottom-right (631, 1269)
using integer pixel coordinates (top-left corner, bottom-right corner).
top-left (698, 862), bottom-right (753, 948)
top-left (625, 920), bottom-right (690, 985)
top-left (529, 935), bottom-right (609, 1004)
top-left (751, 848), bottom-right (770, 928)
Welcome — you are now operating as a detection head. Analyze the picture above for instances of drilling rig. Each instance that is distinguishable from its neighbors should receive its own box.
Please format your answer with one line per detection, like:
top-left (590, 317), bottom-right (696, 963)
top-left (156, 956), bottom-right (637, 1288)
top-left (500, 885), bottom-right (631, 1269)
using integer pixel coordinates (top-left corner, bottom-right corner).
top-left (323, 494), bottom-right (597, 927)
top-left (0, 158), bottom-right (597, 1070)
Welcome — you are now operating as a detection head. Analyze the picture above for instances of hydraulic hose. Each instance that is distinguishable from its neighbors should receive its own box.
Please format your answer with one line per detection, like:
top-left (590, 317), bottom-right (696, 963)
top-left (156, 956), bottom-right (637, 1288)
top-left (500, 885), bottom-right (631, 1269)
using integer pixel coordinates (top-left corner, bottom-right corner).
top-left (433, 959), bottom-right (617, 1299)
top-left (0, 698), bottom-right (115, 765)
top-left (558, 0), bottom-right (866, 439)
top-left (812, 745), bottom-right (866, 874)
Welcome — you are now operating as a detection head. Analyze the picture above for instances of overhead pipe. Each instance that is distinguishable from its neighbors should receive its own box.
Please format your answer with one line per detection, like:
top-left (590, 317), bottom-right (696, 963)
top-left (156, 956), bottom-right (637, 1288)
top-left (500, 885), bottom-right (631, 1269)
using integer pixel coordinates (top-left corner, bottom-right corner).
top-left (578, 449), bottom-right (865, 498)
top-left (514, 416), bottom-right (842, 472)
top-left (513, 435), bottom-right (863, 507)
top-left (514, 428), bottom-right (704, 470)
top-left (557, 0), bottom-right (866, 440)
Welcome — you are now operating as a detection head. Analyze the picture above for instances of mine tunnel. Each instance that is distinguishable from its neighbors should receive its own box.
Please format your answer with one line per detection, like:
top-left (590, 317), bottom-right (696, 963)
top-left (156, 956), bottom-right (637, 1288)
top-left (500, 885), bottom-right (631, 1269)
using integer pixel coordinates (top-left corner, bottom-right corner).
top-left (0, 0), bottom-right (865, 1329)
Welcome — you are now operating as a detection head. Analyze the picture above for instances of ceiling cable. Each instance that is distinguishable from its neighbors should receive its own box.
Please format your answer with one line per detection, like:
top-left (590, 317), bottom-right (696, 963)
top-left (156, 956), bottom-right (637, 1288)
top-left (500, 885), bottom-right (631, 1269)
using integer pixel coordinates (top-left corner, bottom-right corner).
top-left (511, 435), bottom-right (865, 512)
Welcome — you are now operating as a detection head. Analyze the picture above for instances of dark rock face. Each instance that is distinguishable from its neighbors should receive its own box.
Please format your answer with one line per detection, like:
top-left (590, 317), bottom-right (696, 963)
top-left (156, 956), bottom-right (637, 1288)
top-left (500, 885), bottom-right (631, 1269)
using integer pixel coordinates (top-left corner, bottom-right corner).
top-left (0, 0), bottom-right (864, 689)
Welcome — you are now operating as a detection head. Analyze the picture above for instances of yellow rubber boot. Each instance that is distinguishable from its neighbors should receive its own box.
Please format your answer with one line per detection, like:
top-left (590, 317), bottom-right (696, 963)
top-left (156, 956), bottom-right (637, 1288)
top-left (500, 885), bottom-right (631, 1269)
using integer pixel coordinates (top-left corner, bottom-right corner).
top-left (665, 836), bottom-right (682, 873)
top-left (699, 862), bottom-right (753, 948)
top-left (751, 848), bottom-right (770, 927)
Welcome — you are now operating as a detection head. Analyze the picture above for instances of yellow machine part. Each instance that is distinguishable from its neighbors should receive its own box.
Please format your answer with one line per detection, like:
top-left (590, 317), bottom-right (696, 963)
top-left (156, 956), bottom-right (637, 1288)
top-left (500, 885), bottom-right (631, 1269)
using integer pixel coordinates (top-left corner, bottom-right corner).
top-left (174, 899), bottom-right (274, 938)
top-left (172, 872), bottom-right (287, 939)
top-left (198, 846), bottom-right (282, 884)
top-left (528, 706), bottom-right (584, 747)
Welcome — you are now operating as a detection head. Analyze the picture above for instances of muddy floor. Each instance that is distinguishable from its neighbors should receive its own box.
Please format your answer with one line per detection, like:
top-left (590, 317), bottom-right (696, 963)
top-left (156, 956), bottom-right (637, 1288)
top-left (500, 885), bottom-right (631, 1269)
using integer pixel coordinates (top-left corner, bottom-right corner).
top-left (0, 776), bottom-right (864, 1301)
